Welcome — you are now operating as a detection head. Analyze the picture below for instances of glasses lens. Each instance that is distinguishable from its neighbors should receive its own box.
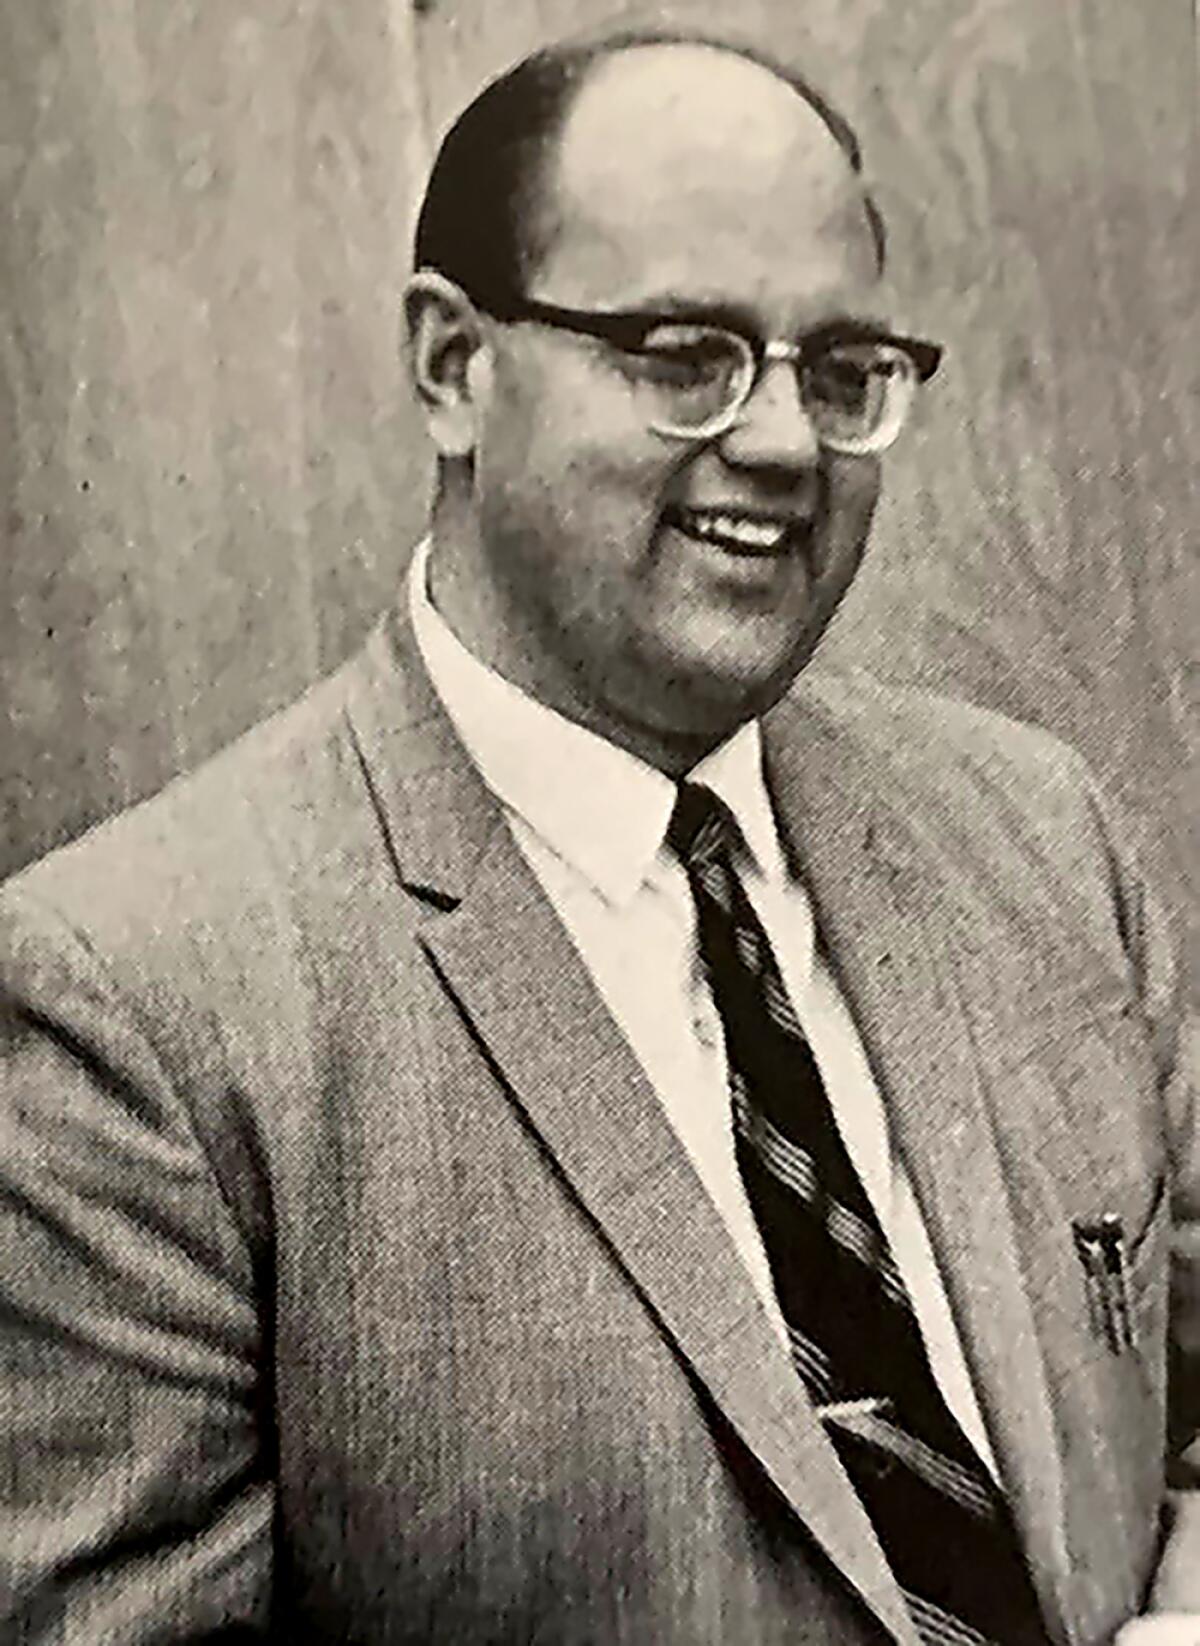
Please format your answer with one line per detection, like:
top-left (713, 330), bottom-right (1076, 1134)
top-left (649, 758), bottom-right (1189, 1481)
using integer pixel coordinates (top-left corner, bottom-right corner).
top-left (802, 344), bottom-right (916, 453)
top-left (628, 324), bottom-right (750, 434)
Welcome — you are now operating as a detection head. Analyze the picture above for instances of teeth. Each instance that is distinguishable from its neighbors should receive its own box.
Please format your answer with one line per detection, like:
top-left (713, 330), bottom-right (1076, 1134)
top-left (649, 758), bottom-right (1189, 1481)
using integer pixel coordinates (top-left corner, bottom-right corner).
top-left (679, 509), bottom-right (790, 551)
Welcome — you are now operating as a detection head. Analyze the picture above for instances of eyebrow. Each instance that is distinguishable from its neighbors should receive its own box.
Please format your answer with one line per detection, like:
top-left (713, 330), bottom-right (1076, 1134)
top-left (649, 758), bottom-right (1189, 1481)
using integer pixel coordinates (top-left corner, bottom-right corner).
top-left (626, 293), bottom-right (901, 342)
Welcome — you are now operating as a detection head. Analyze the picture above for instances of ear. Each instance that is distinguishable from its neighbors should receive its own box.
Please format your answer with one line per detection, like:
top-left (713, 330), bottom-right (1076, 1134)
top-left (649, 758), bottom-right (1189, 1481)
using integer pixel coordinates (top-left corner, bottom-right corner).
top-left (403, 271), bottom-right (493, 459)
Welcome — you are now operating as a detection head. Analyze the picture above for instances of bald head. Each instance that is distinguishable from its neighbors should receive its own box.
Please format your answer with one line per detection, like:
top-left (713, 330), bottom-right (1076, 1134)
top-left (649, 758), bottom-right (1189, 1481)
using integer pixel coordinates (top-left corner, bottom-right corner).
top-left (413, 27), bottom-right (885, 306)
top-left (541, 43), bottom-right (879, 304)
top-left (558, 43), bottom-right (862, 214)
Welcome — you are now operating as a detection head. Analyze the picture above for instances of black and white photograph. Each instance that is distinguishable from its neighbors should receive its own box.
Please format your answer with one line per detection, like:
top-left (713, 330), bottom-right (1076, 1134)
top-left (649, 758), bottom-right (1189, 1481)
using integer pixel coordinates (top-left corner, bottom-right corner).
top-left (1, 3), bottom-right (1196, 1641)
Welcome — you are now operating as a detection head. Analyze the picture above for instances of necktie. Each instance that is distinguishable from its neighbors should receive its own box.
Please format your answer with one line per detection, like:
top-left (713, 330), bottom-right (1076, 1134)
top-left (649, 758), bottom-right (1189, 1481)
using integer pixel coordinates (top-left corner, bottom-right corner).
top-left (668, 782), bottom-right (1048, 1646)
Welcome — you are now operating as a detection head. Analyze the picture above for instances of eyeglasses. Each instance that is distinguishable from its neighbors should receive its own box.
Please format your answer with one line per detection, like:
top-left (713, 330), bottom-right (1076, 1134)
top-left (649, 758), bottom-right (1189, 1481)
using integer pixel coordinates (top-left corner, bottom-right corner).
top-left (473, 291), bottom-right (942, 455)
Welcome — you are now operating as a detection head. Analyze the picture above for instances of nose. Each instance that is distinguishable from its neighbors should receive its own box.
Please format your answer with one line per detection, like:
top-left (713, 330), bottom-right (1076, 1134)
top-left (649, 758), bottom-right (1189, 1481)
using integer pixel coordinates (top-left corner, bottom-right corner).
top-left (718, 355), bottom-right (820, 472)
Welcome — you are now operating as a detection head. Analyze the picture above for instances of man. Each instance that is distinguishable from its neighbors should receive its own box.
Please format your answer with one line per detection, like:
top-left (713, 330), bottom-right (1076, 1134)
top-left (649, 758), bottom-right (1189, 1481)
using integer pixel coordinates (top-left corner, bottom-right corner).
top-left (1, 27), bottom-right (1196, 1645)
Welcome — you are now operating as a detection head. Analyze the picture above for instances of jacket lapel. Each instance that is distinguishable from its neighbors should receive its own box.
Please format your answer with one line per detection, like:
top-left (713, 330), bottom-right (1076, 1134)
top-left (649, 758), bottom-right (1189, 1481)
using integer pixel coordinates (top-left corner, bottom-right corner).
top-left (764, 686), bottom-right (1074, 1642)
top-left (345, 615), bottom-right (918, 1646)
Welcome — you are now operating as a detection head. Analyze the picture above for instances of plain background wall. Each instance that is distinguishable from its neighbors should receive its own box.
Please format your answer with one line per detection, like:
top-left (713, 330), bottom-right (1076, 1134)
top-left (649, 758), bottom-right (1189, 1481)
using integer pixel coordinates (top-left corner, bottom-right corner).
top-left (1, 0), bottom-right (1195, 969)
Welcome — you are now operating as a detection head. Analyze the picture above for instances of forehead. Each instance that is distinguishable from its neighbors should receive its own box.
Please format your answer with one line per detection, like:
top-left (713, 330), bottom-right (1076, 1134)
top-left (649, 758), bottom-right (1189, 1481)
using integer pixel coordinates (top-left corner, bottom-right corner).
top-left (539, 44), bottom-right (882, 318)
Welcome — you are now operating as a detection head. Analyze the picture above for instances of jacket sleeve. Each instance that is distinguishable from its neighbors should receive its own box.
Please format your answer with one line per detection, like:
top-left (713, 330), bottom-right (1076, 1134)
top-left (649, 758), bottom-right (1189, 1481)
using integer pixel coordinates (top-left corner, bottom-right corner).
top-left (0, 885), bottom-right (272, 1642)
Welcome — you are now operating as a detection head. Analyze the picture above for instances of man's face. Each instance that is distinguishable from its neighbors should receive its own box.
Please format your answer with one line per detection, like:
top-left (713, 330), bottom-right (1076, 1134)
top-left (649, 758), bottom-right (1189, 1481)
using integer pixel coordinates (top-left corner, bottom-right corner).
top-left (458, 46), bottom-right (890, 762)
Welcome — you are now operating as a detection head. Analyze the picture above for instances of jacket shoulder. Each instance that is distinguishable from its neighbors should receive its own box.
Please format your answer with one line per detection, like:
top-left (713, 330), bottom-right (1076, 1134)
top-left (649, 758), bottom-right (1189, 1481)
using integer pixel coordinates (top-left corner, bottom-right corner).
top-left (1, 646), bottom-right (375, 974)
top-left (796, 668), bottom-right (1090, 789)
top-left (786, 668), bottom-right (1110, 858)
top-left (786, 669), bottom-right (1169, 996)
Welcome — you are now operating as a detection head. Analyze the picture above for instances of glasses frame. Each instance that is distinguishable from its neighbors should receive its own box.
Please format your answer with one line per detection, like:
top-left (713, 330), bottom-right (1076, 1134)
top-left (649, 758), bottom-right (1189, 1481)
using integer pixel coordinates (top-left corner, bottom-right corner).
top-left (470, 289), bottom-right (943, 453)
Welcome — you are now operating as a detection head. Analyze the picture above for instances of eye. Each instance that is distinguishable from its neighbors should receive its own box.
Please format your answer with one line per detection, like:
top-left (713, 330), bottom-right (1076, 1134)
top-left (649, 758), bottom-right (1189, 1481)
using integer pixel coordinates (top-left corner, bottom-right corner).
top-left (800, 342), bottom-right (917, 449)
top-left (627, 324), bottom-right (744, 388)
top-left (804, 345), bottom-right (883, 411)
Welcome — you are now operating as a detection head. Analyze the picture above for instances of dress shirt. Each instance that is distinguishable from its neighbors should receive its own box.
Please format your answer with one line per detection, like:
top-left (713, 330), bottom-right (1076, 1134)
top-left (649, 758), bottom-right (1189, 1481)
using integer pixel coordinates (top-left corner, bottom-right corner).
top-left (408, 538), bottom-right (998, 1475)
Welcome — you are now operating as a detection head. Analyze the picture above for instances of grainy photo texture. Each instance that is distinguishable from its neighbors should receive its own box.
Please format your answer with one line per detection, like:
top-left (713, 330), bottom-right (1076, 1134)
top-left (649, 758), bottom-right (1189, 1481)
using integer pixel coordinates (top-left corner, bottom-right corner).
top-left (1, 5), bottom-right (1196, 1643)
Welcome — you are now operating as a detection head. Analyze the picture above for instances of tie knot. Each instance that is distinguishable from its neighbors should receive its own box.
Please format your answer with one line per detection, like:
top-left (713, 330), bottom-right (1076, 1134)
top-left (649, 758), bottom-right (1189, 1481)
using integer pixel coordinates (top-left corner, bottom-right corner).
top-left (666, 782), bottom-right (738, 869)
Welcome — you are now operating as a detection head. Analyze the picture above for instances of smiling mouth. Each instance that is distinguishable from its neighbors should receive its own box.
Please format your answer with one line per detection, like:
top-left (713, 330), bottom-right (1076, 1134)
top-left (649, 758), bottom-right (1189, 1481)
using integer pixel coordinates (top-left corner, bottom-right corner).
top-left (666, 505), bottom-right (813, 557)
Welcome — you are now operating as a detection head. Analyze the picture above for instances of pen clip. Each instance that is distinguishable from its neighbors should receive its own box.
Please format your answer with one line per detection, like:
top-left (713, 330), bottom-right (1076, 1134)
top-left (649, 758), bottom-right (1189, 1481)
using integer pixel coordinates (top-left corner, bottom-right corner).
top-left (1072, 1214), bottom-right (1135, 1352)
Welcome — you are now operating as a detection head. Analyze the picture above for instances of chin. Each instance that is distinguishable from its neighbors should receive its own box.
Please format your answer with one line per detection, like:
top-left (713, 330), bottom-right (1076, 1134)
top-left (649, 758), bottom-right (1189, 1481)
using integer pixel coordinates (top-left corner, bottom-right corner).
top-left (655, 652), bottom-right (809, 745)
top-left (695, 619), bottom-right (824, 705)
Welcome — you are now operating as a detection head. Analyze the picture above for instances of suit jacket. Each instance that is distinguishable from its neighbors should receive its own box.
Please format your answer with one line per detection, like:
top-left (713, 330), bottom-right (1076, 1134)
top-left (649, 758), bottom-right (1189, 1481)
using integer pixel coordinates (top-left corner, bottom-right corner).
top-left (2, 608), bottom-right (1196, 1646)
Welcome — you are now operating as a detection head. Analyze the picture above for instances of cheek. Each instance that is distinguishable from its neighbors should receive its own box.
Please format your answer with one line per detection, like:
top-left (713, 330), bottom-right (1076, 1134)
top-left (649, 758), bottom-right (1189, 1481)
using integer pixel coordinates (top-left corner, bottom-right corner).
top-left (822, 460), bottom-right (881, 560)
top-left (490, 348), bottom-right (681, 499)
top-left (488, 347), bottom-right (621, 469)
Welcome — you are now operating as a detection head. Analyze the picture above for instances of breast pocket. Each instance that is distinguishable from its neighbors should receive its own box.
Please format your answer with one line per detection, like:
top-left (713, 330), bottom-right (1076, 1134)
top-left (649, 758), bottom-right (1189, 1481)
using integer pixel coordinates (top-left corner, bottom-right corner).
top-left (978, 984), bottom-right (1170, 1363)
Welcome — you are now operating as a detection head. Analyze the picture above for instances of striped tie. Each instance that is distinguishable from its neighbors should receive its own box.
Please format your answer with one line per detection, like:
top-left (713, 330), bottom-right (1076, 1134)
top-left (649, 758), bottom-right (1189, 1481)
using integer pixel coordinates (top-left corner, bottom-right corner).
top-left (668, 782), bottom-right (1049, 1646)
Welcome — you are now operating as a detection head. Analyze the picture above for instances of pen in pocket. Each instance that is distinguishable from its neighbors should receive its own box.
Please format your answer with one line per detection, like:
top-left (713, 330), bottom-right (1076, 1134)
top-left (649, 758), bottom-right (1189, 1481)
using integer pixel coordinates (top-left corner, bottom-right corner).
top-left (1072, 1213), bottom-right (1135, 1353)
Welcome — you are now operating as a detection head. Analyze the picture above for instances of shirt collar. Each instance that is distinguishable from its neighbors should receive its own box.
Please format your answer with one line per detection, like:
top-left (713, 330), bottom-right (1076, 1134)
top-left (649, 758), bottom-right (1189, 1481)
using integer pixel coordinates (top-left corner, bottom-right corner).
top-left (692, 727), bottom-right (787, 886)
top-left (408, 538), bottom-right (787, 906)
